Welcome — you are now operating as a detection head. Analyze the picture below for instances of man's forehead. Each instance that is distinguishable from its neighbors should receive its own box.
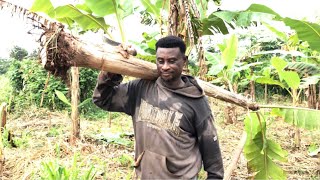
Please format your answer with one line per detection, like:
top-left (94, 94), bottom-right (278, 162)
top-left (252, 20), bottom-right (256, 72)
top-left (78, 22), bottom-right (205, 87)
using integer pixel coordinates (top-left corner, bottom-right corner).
top-left (156, 47), bottom-right (180, 53)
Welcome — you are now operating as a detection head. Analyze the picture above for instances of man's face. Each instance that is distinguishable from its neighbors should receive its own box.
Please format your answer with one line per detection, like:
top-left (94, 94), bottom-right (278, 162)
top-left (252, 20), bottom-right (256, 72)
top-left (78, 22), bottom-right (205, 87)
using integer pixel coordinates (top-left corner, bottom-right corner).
top-left (156, 47), bottom-right (186, 83)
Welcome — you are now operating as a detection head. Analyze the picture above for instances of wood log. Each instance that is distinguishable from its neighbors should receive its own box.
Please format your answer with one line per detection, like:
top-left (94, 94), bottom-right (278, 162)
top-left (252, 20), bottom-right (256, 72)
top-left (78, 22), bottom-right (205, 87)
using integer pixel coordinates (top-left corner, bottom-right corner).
top-left (42, 30), bottom-right (259, 110)
top-left (224, 132), bottom-right (247, 180)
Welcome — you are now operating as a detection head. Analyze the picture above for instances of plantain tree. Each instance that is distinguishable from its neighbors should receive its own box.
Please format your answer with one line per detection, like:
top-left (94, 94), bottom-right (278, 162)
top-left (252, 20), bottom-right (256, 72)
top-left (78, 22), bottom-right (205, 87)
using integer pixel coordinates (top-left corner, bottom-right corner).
top-left (1, 0), bottom-right (320, 179)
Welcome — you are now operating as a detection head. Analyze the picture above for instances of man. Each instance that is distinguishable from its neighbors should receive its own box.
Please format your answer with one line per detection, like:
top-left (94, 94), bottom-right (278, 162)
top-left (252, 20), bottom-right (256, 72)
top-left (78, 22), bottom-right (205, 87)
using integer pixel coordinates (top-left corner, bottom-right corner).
top-left (93, 36), bottom-right (224, 179)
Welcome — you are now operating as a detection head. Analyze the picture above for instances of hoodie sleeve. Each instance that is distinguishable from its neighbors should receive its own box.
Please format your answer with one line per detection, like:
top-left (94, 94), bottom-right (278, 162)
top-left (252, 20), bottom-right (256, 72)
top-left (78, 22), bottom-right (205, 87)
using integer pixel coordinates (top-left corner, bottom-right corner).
top-left (92, 72), bottom-right (135, 115)
top-left (196, 114), bottom-right (224, 179)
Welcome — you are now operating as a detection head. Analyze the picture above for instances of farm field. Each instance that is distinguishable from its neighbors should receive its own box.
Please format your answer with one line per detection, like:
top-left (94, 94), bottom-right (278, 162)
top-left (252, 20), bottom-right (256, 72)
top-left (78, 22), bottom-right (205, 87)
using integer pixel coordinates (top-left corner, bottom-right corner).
top-left (0, 0), bottom-right (319, 179)
top-left (2, 99), bottom-right (319, 179)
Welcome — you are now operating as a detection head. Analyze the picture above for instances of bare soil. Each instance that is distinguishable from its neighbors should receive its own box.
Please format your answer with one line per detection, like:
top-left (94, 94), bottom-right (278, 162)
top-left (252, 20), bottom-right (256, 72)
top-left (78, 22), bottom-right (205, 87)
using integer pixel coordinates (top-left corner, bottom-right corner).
top-left (2, 101), bottom-right (320, 179)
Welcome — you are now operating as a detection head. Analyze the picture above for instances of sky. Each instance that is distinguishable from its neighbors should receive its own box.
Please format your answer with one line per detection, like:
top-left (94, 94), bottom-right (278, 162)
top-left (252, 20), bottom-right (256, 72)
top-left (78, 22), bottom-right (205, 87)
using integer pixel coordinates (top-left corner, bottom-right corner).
top-left (0, 0), bottom-right (319, 59)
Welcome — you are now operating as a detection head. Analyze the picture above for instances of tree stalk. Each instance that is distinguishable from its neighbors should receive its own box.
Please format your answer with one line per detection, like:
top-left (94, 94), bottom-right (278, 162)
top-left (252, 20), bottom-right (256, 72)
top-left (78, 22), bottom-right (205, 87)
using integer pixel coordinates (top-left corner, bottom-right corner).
top-left (224, 132), bottom-right (247, 180)
top-left (70, 67), bottom-right (80, 145)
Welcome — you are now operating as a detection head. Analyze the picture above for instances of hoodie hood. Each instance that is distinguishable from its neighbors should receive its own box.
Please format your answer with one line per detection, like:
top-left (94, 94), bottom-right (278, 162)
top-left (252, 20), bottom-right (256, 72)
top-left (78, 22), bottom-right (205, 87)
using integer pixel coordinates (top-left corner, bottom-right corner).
top-left (156, 75), bottom-right (204, 98)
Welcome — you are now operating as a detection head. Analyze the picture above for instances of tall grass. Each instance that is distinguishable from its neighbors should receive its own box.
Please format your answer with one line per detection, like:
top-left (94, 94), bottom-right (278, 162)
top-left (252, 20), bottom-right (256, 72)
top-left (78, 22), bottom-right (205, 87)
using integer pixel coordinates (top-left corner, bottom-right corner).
top-left (0, 74), bottom-right (12, 103)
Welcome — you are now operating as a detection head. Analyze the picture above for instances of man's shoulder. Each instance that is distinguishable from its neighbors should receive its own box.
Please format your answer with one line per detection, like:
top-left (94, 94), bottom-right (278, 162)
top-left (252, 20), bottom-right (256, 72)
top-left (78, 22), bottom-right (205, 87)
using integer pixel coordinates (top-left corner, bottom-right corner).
top-left (129, 78), bottom-right (156, 86)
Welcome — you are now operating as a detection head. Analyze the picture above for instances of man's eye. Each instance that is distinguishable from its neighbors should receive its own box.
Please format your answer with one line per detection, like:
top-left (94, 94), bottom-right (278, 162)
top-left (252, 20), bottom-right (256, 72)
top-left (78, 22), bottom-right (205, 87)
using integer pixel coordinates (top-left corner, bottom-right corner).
top-left (157, 60), bottom-right (164, 64)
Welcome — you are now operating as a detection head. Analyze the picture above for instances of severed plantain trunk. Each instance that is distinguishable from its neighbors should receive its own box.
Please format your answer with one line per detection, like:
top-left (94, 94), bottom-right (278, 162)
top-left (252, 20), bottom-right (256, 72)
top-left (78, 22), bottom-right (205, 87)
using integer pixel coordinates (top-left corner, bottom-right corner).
top-left (0, 0), bottom-right (258, 111)
top-left (40, 28), bottom-right (259, 111)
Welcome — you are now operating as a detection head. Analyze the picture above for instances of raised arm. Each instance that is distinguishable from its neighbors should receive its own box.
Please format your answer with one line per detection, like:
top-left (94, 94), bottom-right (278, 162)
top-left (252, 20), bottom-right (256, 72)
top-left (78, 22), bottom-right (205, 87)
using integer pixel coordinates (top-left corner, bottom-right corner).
top-left (92, 71), bottom-right (134, 114)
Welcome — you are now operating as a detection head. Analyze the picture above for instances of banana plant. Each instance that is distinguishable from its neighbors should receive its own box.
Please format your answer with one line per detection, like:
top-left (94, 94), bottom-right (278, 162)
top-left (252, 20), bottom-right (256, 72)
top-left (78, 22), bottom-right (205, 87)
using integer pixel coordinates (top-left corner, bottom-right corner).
top-left (214, 4), bottom-right (320, 52)
top-left (31, 0), bottom-right (111, 35)
top-left (244, 112), bottom-right (288, 179)
top-left (205, 34), bottom-right (263, 93)
top-left (255, 57), bottom-right (320, 128)
top-left (205, 34), bottom-right (263, 124)
top-left (31, 0), bottom-right (136, 41)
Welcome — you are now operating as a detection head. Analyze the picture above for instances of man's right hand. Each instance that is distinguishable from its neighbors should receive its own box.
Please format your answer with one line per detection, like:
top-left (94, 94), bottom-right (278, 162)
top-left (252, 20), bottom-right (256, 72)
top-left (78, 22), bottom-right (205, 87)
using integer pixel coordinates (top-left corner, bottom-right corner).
top-left (116, 44), bottom-right (137, 58)
top-left (98, 71), bottom-right (116, 81)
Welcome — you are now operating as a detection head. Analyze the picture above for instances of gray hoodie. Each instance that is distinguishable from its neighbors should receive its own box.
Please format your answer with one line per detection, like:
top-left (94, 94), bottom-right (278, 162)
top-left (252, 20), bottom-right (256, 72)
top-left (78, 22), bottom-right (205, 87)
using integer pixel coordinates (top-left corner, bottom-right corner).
top-left (93, 74), bottom-right (224, 179)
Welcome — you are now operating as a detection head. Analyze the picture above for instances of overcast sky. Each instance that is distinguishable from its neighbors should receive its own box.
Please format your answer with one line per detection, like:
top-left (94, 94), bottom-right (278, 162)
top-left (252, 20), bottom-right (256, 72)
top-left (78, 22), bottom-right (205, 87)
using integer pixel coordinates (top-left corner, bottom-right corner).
top-left (0, 0), bottom-right (319, 58)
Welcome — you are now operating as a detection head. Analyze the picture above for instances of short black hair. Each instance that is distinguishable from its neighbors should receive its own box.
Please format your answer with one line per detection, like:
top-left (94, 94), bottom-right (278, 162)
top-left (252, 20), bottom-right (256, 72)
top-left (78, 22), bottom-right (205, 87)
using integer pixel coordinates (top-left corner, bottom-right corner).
top-left (155, 35), bottom-right (186, 54)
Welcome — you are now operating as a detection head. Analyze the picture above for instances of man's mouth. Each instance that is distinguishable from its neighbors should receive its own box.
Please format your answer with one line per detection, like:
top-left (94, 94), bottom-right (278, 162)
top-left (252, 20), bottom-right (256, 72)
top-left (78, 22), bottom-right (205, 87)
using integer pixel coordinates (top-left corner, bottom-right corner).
top-left (161, 73), bottom-right (171, 77)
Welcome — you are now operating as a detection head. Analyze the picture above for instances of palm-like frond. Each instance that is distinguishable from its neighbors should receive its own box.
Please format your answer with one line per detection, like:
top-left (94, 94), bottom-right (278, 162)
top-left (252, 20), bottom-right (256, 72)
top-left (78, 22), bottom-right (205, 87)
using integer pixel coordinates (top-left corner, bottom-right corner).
top-left (0, 0), bottom-right (59, 31)
top-left (285, 62), bottom-right (320, 76)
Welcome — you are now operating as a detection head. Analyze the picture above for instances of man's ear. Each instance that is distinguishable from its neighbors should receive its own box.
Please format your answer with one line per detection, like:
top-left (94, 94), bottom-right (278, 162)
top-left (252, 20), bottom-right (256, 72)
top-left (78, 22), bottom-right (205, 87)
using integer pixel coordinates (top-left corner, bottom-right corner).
top-left (184, 55), bottom-right (188, 65)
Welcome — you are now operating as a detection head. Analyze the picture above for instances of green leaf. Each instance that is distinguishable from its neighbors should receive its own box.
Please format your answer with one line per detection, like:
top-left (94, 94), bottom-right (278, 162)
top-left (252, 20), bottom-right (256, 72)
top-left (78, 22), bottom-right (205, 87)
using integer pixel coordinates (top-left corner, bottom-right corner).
top-left (205, 51), bottom-right (224, 75)
top-left (202, 14), bottom-right (230, 35)
top-left (244, 112), bottom-right (287, 179)
top-left (72, 14), bottom-right (110, 32)
top-left (281, 71), bottom-right (300, 89)
top-left (206, 4), bottom-right (319, 52)
top-left (217, 41), bottom-right (227, 52)
top-left (52, 5), bottom-right (110, 32)
top-left (233, 62), bottom-right (263, 73)
top-left (53, 5), bottom-right (89, 18)
top-left (274, 108), bottom-right (320, 130)
top-left (245, 4), bottom-right (282, 19)
top-left (283, 18), bottom-right (320, 52)
top-left (262, 67), bottom-right (272, 78)
top-left (75, 3), bottom-right (92, 14)
top-left (267, 139), bottom-right (288, 162)
top-left (55, 90), bottom-right (71, 106)
top-left (286, 62), bottom-right (320, 76)
top-left (140, 0), bottom-right (163, 21)
top-left (263, 22), bottom-right (287, 41)
top-left (255, 77), bottom-right (285, 88)
top-left (84, 0), bottom-right (115, 17)
top-left (222, 34), bottom-right (238, 70)
top-left (78, 98), bottom-right (92, 108)
top-left (235, 11), bottom-right (274, 27)
top-left (30, 0), bottom-right (55, 16)
top-left (271, 57), bottom-right (287, 73)
top-left (308, 143), bottom-right (320, 156)
top-left (56, 17), bottom-right (74, 27)
top-left (270, 57), bottom-right (301, 89)
top-left (213, 11), bottom-right (237, 23)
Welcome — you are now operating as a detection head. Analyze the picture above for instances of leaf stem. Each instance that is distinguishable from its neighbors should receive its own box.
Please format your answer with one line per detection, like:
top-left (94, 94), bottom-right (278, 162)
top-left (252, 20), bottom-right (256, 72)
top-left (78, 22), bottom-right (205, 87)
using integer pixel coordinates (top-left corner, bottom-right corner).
top-left (112, 0), bottom-right (125, 42)
top-left (259, 104), bottom-right (320, 112)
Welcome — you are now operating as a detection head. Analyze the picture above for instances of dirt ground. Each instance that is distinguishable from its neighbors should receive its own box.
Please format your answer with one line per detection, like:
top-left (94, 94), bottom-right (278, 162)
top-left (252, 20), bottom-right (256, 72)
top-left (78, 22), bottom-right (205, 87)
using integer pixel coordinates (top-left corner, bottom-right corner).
top-left (1, 102), bottom-right (320, 179)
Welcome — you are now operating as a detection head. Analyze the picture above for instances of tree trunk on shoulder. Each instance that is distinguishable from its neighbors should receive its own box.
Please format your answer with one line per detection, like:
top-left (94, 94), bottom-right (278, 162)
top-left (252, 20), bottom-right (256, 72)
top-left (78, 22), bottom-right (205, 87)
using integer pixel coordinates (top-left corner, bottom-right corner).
top-left (39, 25), bottom-right (259, 111)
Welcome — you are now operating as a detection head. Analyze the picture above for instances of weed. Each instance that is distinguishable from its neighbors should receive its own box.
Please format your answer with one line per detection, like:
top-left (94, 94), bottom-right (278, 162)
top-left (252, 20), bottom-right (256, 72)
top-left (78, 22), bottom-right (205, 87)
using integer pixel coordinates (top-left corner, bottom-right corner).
top-left (47, 127), bottom-right (61, 137)
top-left (38, 153), bottom-right (96, 180)
top-left (1, 128), bottom-right (30, 148)
top-left (116, 154), bottom-right (134, 168)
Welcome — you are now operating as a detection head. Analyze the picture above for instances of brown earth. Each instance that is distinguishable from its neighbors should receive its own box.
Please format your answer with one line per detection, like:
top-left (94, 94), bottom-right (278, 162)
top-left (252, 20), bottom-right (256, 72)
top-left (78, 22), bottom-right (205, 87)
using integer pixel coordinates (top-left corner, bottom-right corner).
top-left (1, 100), bottom-right (320, 179)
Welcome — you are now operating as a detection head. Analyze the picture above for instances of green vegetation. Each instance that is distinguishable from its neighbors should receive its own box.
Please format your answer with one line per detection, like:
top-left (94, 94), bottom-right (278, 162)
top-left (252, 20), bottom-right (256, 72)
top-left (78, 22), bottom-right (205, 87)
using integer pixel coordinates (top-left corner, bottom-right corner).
top-left (0, 0), bottom-right (319, 179)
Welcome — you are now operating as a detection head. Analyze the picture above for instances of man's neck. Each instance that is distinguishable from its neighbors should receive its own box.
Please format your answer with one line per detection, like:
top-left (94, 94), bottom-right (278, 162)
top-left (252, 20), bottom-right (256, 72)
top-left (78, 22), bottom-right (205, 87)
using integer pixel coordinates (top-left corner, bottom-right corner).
top-left (161, 77), bottom-right (185, 89)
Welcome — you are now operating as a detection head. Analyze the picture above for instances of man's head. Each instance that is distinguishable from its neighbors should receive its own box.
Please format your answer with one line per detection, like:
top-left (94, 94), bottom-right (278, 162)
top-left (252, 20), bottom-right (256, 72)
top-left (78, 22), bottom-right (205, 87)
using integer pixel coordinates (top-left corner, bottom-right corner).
top-left (155, 36), bottom-right (187, 84)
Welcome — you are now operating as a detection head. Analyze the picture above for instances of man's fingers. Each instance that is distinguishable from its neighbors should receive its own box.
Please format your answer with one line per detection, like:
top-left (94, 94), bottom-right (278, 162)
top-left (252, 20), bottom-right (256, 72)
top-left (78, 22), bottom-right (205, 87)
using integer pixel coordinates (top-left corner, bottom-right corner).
top-left (127, 45), bottom-right (137, 56)
top-left (119, 49), bottom-right (129, 58)
top-left (119, 44), bottom-right (137, 57)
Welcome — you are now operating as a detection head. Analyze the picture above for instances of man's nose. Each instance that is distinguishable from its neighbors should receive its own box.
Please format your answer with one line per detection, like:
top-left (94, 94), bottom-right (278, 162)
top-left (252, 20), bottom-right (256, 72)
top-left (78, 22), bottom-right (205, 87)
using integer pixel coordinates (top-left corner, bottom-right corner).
top-left (162, 62), bottom-right (170, 70)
